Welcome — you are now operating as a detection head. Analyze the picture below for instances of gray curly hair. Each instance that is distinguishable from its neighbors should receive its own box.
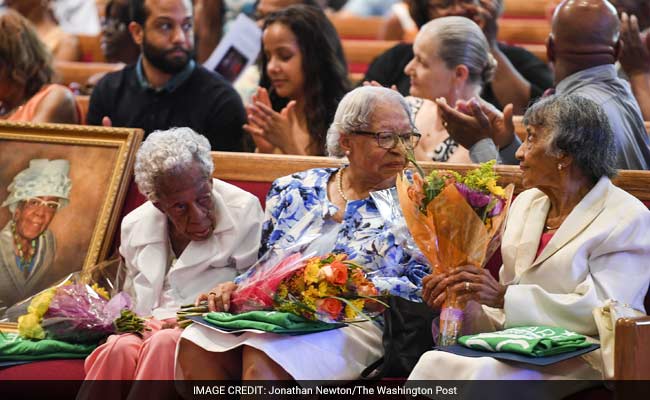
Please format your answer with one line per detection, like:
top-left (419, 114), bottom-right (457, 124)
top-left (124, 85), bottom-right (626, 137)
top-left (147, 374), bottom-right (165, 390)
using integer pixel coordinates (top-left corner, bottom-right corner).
top-left (419, 16), bottom-right (497, 85)
top-left (523, 94), bottom-right (617, 182)
top-left (326, 86), bottom-right (413, 157)
top-left (134, 127), bottom-right (214, 201)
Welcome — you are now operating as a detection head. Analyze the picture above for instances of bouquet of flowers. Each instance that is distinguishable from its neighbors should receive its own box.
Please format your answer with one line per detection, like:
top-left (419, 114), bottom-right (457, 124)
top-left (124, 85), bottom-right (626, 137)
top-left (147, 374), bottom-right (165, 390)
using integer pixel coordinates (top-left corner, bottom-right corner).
top-left (397, 159), bottom-right (514, 345)
top-left (230, 252), bottom-right (385, 323)
top-left (17, 278), bottom-right (146, 344)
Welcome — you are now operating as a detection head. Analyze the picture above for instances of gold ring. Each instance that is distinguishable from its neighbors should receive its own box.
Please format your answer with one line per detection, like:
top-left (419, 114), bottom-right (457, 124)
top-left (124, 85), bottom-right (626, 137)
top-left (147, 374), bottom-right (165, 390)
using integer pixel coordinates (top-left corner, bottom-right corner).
top-left (465, 282), bottom-right (470, 291)
top-left (208, 292), bottom-right (217, 296)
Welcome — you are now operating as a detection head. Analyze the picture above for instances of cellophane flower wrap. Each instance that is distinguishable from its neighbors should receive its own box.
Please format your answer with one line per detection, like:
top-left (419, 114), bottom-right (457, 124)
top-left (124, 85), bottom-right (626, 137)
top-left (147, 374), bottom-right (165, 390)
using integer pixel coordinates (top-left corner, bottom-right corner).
top-left (396, 159), bottom-right (514, 345)
top-left (16, 276), bottom-right (146, 344)
top-left (230, 252), bottom-right (385, 323)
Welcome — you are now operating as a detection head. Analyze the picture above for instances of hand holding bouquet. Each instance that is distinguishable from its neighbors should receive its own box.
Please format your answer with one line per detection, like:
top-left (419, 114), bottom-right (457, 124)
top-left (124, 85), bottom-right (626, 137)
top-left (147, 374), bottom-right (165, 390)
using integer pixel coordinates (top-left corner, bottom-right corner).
top-left (17, 279), bottom-right (146, 343)
top-left (397, 159), bottom-right (514, 345)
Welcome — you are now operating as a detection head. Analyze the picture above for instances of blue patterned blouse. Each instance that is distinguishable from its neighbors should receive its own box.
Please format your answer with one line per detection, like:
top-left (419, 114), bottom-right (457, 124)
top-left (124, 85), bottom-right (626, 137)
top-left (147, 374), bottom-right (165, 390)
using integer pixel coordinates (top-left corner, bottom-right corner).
top-left (240, 167), bottom-right (429, 301)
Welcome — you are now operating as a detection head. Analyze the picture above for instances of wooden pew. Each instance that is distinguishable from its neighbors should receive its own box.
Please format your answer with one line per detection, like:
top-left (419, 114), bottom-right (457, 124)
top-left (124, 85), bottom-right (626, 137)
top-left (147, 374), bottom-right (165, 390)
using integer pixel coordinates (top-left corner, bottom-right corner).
top-left (342, 39), bottom-right (399, 66)
top-left (76, 95), bottom-right (90, 124)
top-left (77, 34), bottom-right (104, 62)
top-left (54, 61), bottom-right (123, 86)
top-left (329, 15), bottom-right (386, 40)
top-left (503, 0), bottom-right (553, 18)
top-left (211, 151), bottom-right (650, 202)
top-left (330, 14), bottom-right (551, 47)
top-left (498, 18), bottom-right (550, 45)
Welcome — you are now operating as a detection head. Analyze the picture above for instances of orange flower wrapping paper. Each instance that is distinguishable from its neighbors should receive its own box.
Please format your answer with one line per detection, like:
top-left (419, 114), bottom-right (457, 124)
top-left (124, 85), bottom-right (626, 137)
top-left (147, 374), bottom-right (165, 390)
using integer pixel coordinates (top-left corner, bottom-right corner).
top-left (397, 171), bottom-right (514, 344)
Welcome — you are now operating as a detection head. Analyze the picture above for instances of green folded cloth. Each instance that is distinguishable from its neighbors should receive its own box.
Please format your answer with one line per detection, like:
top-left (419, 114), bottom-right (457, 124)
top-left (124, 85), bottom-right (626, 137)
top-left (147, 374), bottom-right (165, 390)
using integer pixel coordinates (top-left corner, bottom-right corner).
top-left (0, 332), bottom-right (96, 361)
top-left (458, 326), bottom-right (592, 357)
top-left (203, 311), bottom-right (344, 334)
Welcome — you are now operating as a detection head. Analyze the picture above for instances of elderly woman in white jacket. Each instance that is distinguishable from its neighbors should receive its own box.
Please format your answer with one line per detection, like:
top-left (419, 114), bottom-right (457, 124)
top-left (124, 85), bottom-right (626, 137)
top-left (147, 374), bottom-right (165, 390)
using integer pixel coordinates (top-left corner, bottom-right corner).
top-left (411, 94), bottom-right (650, 395)
top-left (79, 128), bottom-right (264, 387)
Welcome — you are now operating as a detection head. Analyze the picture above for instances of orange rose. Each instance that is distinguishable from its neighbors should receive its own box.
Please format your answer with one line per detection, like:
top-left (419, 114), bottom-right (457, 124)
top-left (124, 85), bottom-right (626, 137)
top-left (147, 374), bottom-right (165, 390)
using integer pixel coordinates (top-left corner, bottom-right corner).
top-left (329, 261), bottom-right (348, 285)
top-left (316, 298), bottom-right (344, 320)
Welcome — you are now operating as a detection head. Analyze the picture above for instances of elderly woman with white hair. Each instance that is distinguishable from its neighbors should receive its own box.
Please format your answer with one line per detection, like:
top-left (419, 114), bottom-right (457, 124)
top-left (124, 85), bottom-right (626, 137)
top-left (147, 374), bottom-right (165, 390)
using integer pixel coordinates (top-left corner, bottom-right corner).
top-left (79, 127), bottom-right (264, 386)
top-left (0, 159), bottom-right (71, 309)
top-left (403, 16), bottom-right (513, 164)
top-left (176, 86), bottom-right (429, 382)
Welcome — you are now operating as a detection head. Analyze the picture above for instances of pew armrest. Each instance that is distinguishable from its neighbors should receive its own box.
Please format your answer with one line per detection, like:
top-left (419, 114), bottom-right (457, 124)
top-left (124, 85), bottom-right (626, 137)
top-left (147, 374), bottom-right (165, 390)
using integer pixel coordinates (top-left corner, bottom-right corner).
top-left (615, 316), bottom-right (650, 379)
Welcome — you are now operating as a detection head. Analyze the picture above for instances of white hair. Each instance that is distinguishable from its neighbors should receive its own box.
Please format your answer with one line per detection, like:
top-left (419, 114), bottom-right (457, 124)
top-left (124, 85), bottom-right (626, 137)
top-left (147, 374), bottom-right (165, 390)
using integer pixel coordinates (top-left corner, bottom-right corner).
top-left (326, 86), bottom-right (413, 157)
top-left (134, 127), bottom-right (214, 201)
top-left (419, 16), bottom-right (497, 85)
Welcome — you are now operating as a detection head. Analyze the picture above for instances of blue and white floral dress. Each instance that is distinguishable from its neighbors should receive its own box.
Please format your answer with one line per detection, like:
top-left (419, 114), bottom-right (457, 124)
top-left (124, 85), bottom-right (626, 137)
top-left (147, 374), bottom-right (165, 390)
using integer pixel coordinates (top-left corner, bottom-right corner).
top-left (180, 168), bottom-right (430, 381)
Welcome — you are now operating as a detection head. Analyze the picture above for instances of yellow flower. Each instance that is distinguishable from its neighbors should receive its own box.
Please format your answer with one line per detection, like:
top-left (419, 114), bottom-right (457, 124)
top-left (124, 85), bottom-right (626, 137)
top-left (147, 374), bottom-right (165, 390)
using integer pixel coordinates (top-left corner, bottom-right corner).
top-left (304, 260), bottom-right (321, 284)
top-left (487, 180), bottom-right (505, 197)
top-left (277, 283), bottom-right (289, 300)
top-left (344, 299), bottom-right (366, 320)
top-left (27, 288), bottom-right (56, 318)
top-left (18, 313), bottom-right (45, 340)
top-left (91, 283), bottom-right (110, 300)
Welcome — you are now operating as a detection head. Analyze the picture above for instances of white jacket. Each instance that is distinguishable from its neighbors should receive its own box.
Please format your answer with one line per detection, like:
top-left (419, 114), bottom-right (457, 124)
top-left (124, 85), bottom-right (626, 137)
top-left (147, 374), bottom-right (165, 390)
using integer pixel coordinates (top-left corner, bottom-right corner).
top-left (482, 176), bottom-right (650, 336)
top-left (120, 179), bottom-right (264, 319)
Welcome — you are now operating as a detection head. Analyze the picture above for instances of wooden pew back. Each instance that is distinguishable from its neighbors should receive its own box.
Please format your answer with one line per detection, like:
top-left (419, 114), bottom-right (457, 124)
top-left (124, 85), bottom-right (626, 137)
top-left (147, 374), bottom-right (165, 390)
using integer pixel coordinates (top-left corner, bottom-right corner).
top-left (210, 152), bottom-right (650, 204)
top-left (329, 14), bottom-right (550, 46)
top-left (77, 34), bottom-right (104, 62)
top-left (54, 61), bottom-right (123, 86)
top-left (503, 0), bottom-right (552, 18)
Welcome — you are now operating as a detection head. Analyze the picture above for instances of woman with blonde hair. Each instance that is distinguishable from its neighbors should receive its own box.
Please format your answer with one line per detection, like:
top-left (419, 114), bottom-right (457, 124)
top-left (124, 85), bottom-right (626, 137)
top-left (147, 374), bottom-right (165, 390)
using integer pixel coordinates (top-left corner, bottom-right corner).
top-left (0, 9), bottom-right (79, 123)
top-left (404, 16), bottom-right (497, 163)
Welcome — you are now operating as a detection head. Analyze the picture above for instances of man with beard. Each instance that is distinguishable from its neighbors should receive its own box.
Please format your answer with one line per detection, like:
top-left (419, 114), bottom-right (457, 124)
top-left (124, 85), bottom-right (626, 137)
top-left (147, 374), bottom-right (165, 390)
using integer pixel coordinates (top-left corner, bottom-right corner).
top-left (87, 0), bottom-right (247, 151)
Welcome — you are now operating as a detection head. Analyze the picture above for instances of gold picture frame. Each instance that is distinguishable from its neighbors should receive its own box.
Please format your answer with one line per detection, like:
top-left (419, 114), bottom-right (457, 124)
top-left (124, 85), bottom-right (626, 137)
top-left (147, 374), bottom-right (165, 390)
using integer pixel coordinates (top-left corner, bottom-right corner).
top-left (0, 121), bottom-right (143, 310)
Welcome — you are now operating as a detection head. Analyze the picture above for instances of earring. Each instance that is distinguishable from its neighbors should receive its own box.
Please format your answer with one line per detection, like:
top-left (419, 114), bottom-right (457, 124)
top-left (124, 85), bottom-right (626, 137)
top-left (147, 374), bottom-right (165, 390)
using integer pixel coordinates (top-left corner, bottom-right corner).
top-left (557, 164), bottom-right (563, 171)
top-left (344, 150), bottom-right (350, 156)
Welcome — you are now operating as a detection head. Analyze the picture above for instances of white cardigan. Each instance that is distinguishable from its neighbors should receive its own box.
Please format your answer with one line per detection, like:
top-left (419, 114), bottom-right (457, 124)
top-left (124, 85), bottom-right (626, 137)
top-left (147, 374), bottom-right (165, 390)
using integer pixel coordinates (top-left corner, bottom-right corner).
top-left (120, 179), bottom-right (264, 319)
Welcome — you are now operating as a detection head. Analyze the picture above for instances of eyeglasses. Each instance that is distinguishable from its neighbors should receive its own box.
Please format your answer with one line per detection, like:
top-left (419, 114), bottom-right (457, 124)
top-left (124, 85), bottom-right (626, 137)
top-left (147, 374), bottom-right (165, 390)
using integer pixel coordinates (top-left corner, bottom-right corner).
top-left (351, 131), bottom-right (422, 150)
top-left (23, 198), bottom-right (60, 211)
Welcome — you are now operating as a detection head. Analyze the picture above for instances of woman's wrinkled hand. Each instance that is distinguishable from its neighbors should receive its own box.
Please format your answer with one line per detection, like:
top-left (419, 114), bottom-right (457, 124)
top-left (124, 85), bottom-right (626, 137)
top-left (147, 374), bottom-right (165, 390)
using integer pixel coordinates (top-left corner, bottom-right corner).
top-left (195, 281), bottom-right (238, 312)
top-left (161, 318), bottom-right (179, 329)
top-left (421, 272), bottom-right (449, 312)
top-left (445, 265), bottom-right (507, 309)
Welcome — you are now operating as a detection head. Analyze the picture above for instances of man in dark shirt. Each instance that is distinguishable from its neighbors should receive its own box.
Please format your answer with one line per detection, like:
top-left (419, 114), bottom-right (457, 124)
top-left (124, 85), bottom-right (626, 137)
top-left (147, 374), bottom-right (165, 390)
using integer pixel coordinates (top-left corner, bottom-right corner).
top-left (87, 0), bottom-right (247, 151)
top-left (363, 0), bottom-right (553, 114)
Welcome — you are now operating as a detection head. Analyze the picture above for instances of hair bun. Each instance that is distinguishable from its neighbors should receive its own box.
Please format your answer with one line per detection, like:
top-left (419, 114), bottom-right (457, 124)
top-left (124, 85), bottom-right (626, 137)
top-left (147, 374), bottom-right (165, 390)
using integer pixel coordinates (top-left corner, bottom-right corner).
top-left (482, 53), bottom-right (498, 84)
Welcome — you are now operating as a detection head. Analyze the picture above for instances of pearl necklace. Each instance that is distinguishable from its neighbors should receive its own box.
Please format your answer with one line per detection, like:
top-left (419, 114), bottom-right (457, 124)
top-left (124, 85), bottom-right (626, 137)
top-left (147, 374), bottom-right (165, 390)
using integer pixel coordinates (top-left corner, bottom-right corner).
top-left (337, 167), bottom-right (349, 202)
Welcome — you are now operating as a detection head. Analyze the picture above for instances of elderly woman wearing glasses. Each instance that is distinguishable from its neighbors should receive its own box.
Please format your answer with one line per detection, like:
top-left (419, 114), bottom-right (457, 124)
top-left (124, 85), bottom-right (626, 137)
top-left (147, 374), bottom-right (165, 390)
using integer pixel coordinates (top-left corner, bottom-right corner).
top-left (176, 86), bottom-right (428, 382)
top-left (0, 159), bottom-right (71, 309)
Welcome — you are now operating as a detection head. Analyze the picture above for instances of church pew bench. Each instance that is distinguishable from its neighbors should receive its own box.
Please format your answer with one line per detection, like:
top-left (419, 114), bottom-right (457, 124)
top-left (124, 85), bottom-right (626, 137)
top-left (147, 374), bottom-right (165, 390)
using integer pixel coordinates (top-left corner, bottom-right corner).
top-left (54, 61), bottom-right (123, 87)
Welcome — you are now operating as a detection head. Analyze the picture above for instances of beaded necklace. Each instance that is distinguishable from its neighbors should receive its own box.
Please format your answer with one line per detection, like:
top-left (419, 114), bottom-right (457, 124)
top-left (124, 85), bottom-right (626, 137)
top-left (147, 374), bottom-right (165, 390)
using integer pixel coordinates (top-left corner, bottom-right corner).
top-left (12, 222), bottom-right (37, 270)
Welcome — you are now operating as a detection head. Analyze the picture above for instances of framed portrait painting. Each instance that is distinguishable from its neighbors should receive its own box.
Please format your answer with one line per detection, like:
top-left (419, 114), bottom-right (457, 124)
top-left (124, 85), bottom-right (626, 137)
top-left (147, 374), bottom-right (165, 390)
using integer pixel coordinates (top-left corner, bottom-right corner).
top-left (0, 121), bottom-right (143, 312)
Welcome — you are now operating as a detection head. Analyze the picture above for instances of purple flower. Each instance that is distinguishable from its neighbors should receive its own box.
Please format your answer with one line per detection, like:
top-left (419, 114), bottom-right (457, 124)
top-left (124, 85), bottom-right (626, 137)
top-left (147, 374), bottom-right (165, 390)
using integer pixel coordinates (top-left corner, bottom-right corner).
top-left (455, 183), bottom-right (491, 208)
top-left (488, 197), bottom-right (505, 217)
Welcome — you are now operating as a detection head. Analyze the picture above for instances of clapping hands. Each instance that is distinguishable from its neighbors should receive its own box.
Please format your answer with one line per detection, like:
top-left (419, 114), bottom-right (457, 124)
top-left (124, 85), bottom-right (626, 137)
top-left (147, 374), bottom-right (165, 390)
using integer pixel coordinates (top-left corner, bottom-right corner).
top-left (243, 87), bottom-right (311, 154)
top-left (435, 97), bottom-right (515, 150)
top-left (620, 12), bottom-right (650, 77)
